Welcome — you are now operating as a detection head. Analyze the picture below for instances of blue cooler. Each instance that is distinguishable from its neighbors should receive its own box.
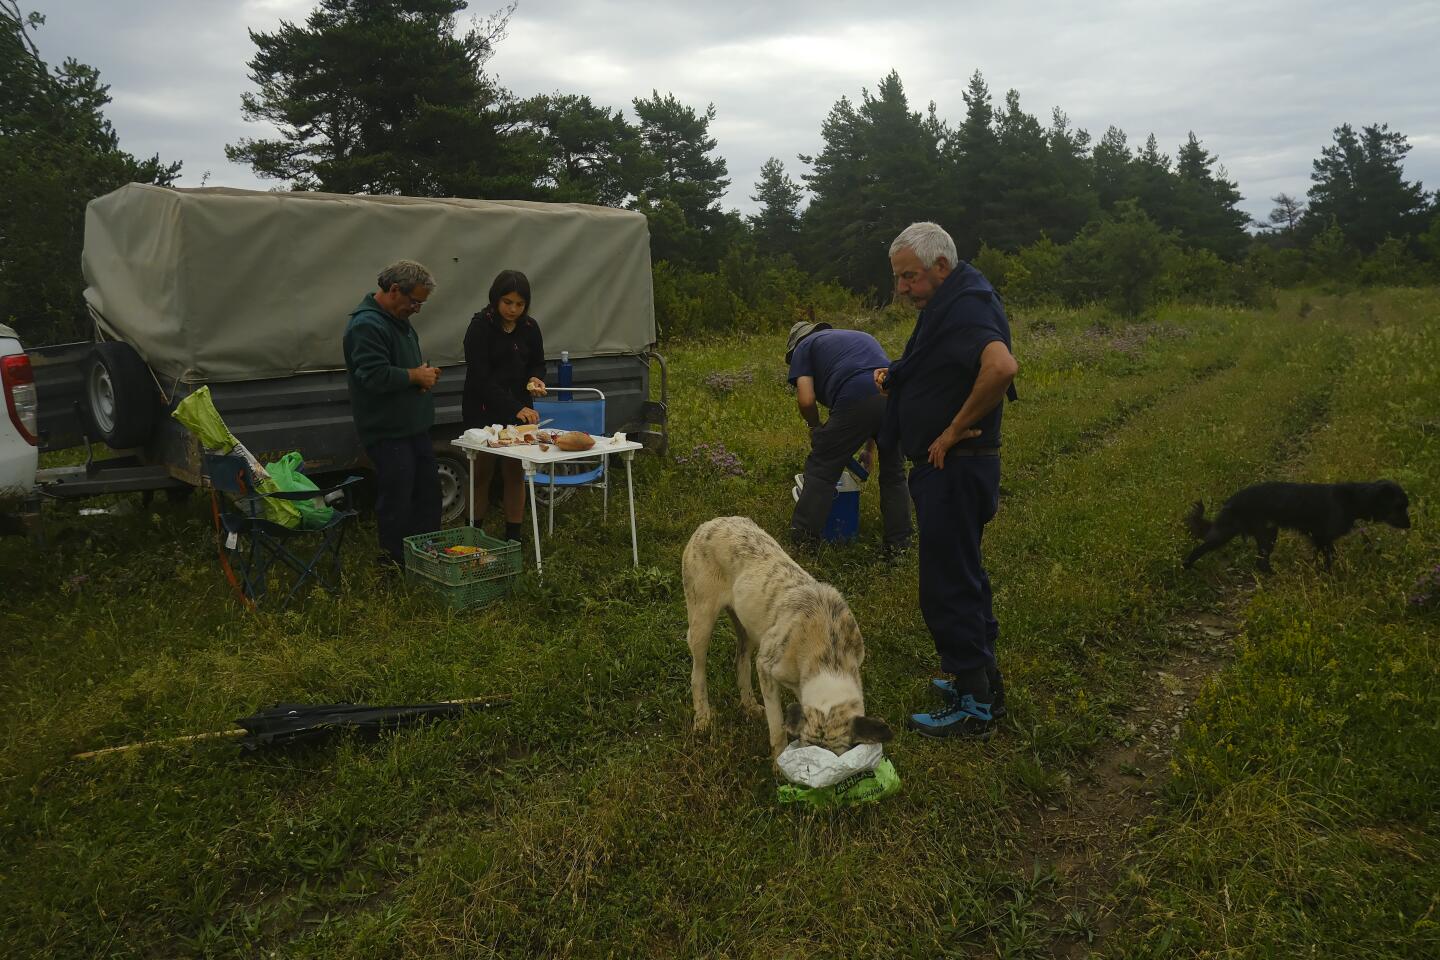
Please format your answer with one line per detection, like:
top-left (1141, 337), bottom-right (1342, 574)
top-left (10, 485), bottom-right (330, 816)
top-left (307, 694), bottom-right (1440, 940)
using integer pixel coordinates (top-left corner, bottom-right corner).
top-left (792, 470), bottom-right (862, 543)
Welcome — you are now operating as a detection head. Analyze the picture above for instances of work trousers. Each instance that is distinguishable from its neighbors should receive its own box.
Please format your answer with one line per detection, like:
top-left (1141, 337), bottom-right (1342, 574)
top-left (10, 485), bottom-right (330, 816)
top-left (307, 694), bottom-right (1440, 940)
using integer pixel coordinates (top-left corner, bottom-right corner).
top-left (908, 454), bottom-right (1000, 676)
top-left (791, 392), bottom-right (911, 547)
top-left (366, 432), bottom-right (442, 565)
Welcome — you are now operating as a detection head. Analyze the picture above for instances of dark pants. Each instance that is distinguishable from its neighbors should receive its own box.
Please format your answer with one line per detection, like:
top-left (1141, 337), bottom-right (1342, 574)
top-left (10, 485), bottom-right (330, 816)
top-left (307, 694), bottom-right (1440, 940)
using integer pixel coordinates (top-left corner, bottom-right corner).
top-left (366, 432), bottom-right (442, 565)
top-left (909, 454), bottom-right (1000, 676)
top-left (792, 393), bottom-right (911, 547)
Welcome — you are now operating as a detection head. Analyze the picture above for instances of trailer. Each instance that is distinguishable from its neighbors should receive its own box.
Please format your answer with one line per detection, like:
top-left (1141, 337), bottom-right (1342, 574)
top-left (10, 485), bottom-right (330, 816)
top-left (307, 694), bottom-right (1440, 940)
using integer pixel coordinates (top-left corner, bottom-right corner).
top-left (31, 185), bottom-right (668, 521)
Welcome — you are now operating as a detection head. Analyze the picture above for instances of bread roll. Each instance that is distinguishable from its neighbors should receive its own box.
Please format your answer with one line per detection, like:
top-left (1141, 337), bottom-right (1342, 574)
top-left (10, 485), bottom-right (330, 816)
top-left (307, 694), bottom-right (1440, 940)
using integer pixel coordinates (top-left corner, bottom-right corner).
top-left (555, 431), bottom-right (595, 451)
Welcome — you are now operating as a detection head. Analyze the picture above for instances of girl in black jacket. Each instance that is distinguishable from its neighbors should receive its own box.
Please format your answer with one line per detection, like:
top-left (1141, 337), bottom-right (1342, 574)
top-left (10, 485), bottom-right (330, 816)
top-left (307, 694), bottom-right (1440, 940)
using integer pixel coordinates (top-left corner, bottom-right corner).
top-left (462, 270), bottom-right (546, 541)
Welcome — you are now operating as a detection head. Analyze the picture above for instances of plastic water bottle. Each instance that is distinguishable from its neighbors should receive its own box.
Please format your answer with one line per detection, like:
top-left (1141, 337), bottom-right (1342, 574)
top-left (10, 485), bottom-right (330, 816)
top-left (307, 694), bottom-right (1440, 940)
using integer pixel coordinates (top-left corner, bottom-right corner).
top-left (557, 350), bottom-right (573, 401)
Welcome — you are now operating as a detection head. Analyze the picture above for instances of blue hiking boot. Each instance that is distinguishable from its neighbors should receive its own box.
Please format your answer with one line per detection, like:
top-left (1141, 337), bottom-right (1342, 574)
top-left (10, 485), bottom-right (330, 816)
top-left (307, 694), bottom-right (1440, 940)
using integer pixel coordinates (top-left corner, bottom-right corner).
top-left (931, 675), bottom-right (1007, 721)
top-left (908, 693), bottom-right (996, 740)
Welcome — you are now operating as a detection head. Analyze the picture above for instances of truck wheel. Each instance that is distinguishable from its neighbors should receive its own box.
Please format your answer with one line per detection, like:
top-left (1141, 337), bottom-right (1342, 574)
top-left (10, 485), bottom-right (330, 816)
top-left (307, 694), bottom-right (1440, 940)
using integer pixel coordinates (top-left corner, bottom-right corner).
top-left (433, 453), bottom-right (469, 525)
top-left (84, 342), bottom-right (157, 449)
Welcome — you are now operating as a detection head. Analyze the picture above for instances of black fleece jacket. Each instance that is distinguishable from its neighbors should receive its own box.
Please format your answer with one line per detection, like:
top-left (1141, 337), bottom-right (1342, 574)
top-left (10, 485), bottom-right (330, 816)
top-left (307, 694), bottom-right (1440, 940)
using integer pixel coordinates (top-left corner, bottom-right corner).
top-left (461, 308), bottom-right (546, 426)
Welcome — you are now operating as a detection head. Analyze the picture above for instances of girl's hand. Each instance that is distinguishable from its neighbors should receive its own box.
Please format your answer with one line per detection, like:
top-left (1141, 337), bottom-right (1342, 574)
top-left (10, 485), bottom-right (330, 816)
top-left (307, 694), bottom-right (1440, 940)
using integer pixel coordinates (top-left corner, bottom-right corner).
top-left (526, 377), bottom-right (547, 396)
top-left (517, 407), bottom-right (540, 425)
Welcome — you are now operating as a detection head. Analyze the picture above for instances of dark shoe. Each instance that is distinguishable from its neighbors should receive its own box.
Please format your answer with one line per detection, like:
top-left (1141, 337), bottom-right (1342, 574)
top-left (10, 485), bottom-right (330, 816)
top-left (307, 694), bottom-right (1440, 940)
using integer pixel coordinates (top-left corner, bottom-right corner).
top-left (931, 672), bottom-right (1007, 720)
top-left (881, 540), bottom-right (912, 564)
top-left (789, 529), bottom-right (823, 554)
top-left (908, 694), bottom-right (996, 740)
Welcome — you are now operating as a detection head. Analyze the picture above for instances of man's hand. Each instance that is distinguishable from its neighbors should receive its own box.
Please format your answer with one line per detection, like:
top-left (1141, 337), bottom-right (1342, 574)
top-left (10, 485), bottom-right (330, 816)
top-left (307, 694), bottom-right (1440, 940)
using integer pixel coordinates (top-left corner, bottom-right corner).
top-left (873, 367), bottom-right (890, 395)
top-left (516, 406), bottom-right (540, 425)
top-left (408, 364), bottom-right (441, 391)
top-left (927, 425), bottom-right (983, 469)
top-left (526, 377), bottom-right (547, 396)
top-left (858, 440), bottom-right (875, 472)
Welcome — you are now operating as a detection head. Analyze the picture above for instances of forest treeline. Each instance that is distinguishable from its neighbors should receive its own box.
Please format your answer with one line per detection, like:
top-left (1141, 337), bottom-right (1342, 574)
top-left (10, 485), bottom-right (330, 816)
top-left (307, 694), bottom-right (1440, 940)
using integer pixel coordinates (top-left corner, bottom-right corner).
top-left (4, 0), bottom-right (1438, 344)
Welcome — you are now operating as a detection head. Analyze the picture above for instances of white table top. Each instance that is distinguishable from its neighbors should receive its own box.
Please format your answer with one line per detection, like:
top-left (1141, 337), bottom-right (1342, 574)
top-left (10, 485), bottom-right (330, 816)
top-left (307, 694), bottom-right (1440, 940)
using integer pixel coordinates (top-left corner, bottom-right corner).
top-left (452, 433), bottom-right (643, 464)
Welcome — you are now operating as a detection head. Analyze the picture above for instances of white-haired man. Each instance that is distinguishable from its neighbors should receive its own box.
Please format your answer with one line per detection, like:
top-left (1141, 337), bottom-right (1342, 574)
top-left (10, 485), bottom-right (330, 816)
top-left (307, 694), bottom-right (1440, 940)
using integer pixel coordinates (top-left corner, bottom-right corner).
top-left (876, 222), bottom-right (1018, 740)
top-left (343, 259), bottom-right (443, 571)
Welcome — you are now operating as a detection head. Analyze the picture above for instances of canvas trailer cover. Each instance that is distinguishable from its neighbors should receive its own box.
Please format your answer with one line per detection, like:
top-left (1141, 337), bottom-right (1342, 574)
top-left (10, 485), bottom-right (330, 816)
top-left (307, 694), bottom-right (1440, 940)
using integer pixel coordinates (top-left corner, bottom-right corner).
top-left (81, 185), bottom-right (656, 383)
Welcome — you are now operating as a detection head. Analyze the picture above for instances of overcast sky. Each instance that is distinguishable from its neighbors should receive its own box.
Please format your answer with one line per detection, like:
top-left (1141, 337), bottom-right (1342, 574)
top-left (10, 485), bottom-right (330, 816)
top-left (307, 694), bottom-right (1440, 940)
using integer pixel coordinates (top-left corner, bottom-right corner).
top-left (24, 0), bottom-right (1440, 226)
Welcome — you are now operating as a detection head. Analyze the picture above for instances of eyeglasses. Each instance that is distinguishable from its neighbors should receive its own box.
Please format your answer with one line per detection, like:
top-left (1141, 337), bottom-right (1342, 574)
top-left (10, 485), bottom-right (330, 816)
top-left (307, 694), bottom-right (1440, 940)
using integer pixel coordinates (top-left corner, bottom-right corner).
top-left (397, 286), bottom-right (431, 310)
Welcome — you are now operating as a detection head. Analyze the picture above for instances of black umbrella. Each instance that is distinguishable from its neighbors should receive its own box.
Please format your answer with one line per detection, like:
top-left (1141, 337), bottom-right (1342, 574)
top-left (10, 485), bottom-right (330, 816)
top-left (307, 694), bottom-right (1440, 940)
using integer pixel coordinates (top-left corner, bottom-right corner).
top-left (234, 700), bottom-right (502, 750)
top-left (72, 696), bottom-right (508, 760)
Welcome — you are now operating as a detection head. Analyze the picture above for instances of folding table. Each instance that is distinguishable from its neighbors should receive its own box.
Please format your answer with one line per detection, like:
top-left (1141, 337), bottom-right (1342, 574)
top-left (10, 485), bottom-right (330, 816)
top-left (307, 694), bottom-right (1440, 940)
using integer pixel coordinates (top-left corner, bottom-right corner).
top-left (451, 433), bottom-right (644, 577)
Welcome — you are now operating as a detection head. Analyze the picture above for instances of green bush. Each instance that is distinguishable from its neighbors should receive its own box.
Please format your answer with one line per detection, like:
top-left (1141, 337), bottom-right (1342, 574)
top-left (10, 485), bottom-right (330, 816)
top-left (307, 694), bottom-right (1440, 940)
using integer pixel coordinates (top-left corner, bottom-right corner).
top-left (1356, 235), bottom-right (1424, 286)
top-left (1005, 235), bottom-right (1064, 306)
top-left (1060, 202), bottom-right (1174, 318)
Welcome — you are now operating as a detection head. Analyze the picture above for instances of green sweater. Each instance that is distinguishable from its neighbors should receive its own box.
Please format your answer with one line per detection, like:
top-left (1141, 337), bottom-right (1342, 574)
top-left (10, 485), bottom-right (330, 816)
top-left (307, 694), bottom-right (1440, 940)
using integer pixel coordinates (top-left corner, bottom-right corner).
top-left (343, 294), bottom-right (435, 446)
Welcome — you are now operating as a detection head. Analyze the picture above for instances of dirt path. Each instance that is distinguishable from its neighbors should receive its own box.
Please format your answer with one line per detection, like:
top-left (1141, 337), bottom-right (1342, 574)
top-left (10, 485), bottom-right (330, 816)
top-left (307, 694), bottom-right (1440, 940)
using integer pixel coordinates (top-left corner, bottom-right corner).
top-left (1012, 600), bottom-right (1247, 957)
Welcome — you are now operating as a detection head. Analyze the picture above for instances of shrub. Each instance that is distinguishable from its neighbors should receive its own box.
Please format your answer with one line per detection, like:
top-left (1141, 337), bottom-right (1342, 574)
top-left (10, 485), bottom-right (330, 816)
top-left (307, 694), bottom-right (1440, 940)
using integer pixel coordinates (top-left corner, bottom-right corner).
top-left (1060, 202), bottom-right (1173, 318)
top-left (1006, 235), bottom-right (1064, 306)
top-left (1357, 235), bottom-right (1424, 286)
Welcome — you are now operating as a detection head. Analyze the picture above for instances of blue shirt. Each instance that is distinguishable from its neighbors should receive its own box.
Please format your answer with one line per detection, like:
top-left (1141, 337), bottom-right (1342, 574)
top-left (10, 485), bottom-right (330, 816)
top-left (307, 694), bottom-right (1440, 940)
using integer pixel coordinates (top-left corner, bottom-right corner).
top-left (787, 329), bottom-right (889, 410)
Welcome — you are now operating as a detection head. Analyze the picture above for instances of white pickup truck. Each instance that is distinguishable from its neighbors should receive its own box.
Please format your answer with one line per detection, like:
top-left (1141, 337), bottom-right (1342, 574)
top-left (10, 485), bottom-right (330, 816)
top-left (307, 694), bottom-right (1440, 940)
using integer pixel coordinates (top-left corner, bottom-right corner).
top-left (1, 322), bottom-right (40, 507)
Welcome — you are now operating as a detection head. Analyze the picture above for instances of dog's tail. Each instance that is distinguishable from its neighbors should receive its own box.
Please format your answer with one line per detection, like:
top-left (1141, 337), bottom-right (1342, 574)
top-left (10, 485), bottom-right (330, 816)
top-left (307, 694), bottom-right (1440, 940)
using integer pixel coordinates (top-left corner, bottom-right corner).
top-left (1184, 501), bottom-right (1211, 541)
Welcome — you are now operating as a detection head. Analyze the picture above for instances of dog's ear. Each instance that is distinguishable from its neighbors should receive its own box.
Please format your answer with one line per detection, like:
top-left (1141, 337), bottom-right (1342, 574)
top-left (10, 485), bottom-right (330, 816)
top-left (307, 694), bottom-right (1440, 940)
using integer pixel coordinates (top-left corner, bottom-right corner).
top-left (851, 715), bottom-right (894, 744)
top-left (784, 702), bottom-right (807, 737)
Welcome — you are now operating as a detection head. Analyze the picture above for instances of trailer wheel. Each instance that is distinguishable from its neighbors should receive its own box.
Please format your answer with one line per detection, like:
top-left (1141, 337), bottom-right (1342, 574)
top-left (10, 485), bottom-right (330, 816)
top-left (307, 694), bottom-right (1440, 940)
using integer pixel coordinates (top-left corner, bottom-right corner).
top-left (434, 453), bottom-right (469, 525)
top-left (84, 342), bottom-right (157, 449)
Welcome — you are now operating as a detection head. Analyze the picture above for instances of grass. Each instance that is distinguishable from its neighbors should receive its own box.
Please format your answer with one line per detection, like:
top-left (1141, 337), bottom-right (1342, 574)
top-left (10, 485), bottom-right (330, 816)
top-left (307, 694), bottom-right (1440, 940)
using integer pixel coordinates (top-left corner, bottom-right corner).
top-left (1, 290), bottom-right (1436, 957)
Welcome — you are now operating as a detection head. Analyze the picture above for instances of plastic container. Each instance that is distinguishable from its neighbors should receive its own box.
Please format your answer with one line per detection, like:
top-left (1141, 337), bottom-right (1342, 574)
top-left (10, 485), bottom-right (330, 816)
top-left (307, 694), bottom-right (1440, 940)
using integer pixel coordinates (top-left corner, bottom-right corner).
top-left (791, 471), bottom-right (861, 543)
top-left (403, 527), bottom-right (522, 587)
top-left (557, 350), bottom-right (573, 400)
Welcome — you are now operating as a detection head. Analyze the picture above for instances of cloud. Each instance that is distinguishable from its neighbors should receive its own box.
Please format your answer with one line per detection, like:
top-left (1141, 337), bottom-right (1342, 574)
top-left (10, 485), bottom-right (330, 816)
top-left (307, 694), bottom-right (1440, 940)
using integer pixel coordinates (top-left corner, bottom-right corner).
top-left (24, 0), bottom-right (1440, 221)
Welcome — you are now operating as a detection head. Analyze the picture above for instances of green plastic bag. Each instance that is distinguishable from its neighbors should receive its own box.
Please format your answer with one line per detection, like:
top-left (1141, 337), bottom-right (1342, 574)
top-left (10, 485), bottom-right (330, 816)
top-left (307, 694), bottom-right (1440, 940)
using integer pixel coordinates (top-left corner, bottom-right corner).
top-left (776, 758), bottom-right (902, 809)
top-left (266, 452), bottom-right (334, 530)
top-left (172, 386), bottom-right (300, 529)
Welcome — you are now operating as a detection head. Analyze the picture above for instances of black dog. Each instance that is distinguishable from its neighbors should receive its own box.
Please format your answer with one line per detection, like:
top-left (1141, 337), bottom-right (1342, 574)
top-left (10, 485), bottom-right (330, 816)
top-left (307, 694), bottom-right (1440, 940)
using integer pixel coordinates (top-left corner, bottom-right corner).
top-left (1184, 481), bottom-right (1411, 573)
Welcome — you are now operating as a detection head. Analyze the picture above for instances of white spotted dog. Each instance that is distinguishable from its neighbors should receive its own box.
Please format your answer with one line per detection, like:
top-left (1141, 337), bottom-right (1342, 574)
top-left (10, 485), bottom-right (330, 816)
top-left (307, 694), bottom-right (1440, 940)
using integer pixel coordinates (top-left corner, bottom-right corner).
top-left (682, 516), bottom-right (893, 759)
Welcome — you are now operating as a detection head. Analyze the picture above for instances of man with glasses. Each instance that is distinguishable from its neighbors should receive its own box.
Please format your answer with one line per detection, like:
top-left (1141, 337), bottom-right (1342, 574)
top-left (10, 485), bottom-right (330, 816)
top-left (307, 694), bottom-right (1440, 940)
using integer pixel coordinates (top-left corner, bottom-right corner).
top-left (343, 260), bottom-right (444, 571)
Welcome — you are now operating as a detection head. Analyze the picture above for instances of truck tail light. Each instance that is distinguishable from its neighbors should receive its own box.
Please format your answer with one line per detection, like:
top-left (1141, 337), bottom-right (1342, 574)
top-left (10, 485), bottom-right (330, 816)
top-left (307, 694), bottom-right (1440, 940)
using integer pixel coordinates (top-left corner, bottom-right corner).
top-left (2, 353), bottom-right (39, 446)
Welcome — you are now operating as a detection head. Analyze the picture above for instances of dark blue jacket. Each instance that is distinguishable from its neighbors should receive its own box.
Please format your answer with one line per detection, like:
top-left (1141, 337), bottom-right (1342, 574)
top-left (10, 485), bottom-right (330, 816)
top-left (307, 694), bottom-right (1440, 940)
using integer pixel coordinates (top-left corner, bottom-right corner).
top-left (881, 263), bottom-right (1014, 461)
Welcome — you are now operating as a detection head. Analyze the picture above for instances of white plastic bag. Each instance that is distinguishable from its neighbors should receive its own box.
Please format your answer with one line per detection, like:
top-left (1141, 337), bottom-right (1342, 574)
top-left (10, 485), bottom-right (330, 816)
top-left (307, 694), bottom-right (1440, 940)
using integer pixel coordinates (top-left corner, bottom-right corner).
top-left (775, 740), bottom-right (885, 788)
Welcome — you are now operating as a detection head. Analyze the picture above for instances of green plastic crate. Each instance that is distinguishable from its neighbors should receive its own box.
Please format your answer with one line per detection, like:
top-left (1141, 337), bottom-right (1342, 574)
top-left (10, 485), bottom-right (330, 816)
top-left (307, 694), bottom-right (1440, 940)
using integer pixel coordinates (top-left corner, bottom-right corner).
top-left (403, 527), bottom-right (522, 586)
top-left (406, 566), bottom-right (518, 612)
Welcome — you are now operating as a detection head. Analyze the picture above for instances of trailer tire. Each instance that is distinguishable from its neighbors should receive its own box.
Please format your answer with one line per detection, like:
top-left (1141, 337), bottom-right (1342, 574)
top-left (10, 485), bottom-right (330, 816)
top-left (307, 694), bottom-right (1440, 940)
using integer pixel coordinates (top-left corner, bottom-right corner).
top-left (84, 341), bottom-right (157, 449)
top-left (433, 453), bottom-right (469, 525)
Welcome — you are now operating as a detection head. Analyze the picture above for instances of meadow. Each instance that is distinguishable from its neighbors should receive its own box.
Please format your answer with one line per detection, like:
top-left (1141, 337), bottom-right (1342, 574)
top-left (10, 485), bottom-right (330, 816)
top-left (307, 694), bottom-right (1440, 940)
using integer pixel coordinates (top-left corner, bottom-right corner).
top-left (1, 289), bottom-right (1436, 958)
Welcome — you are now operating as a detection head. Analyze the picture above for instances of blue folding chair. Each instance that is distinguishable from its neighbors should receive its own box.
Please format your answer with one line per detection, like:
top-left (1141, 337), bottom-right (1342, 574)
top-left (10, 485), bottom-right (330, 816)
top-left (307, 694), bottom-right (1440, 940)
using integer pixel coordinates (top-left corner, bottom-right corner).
top-left (203, 453), bottom-right (362, 609)
top-left (531, 387), bottom-right (608, 534)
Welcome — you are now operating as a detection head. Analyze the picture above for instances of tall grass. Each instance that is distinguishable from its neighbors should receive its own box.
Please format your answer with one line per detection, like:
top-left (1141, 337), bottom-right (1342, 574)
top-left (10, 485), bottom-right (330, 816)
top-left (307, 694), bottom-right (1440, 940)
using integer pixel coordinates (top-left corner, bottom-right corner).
top-left (1, 290), bottom-right (1434, 957)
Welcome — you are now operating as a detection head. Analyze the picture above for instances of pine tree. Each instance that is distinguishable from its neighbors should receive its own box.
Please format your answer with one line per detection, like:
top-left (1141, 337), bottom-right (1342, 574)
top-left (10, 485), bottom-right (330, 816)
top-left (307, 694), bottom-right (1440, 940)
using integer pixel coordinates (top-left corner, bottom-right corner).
top-left (226, 0), bottom-right (536, 197)
top-left (1305, 122), bottom-right (1430, 252)
top-left (1091, 126), bottom-right (1133, 212)
top-left (800, 73), bottom-right (941, 293)
top-left (948, 71), bottom-right (1002, 256)
top-left (1267, 193), bottom-right (1305, 234)
top-left (748, 158), bottom-right (803, 259)
top-left (1, 2), bottom-right (180, 342)
top-left (1043, 109), bottom-right (1099, 243)
top-left (1170, 132), bottom-right (1250, 259)
top-left (521, 93), bottom-right (641, 206)
top-left (630, 90), bottom-right (730, 266)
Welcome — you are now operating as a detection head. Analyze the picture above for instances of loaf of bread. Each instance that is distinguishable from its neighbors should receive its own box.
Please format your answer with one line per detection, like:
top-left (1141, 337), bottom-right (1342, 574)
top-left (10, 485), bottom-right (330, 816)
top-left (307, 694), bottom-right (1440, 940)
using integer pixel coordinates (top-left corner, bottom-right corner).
top-left (555, 431), bottom-right (595, 451)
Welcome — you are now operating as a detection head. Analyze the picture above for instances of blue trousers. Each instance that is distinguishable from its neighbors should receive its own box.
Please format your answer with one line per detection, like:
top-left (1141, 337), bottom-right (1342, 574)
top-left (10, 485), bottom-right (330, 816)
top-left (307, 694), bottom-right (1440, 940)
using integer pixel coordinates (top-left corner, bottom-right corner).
top-left (366, 433), bottom-right (441, 565)
top-left (908, 455), bottom-right (1000, 676)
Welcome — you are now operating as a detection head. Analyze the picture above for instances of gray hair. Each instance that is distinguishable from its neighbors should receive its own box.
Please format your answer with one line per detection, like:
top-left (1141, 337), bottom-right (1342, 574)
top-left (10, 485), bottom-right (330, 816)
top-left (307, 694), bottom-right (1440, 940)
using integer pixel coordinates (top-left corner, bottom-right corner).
top-left (889, 222), bottom-right (957, 270)
top-left (376, 259), bottom-right (435, 293)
